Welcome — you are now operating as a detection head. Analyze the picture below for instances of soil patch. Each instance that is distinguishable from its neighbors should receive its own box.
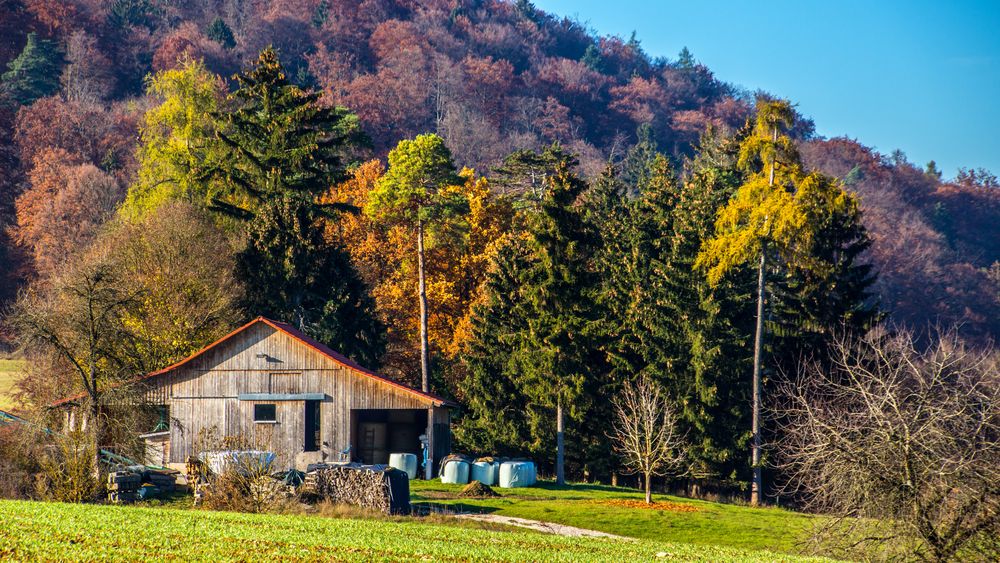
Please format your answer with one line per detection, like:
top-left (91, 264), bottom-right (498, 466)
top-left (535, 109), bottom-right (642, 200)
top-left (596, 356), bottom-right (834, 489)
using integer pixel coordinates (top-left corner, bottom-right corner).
top-left (459, 481), bottom-right (500, 498)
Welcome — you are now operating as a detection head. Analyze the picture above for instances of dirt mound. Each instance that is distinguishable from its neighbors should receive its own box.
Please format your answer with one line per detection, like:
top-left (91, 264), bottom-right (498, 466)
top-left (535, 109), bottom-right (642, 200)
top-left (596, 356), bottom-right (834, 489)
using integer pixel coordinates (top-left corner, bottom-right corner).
top-left (599, 499), bottom-right (701, 512)
top-left (459, 481), bottom-right (500, 498)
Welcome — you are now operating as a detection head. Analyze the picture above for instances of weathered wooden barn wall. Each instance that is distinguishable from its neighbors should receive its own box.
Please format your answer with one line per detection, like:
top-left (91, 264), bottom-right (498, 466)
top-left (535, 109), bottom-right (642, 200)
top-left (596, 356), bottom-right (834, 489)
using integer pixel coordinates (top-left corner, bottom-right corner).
top-left (142, 321), bottom-right (449, 469)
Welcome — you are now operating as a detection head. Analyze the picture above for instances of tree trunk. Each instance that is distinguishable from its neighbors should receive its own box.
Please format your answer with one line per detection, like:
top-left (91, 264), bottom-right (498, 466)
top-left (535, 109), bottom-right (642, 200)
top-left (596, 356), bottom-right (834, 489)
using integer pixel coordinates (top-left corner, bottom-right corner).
top-left (556, 393), bottom-right (565, 486)
top-left (645, 472), bottom-right (652, 504)
top-left (751, 248), bottom-right (766, 506)
top-left (416, 220), bottom-right (430, 393)
top-left (89, 364), bottom-right (101, 482)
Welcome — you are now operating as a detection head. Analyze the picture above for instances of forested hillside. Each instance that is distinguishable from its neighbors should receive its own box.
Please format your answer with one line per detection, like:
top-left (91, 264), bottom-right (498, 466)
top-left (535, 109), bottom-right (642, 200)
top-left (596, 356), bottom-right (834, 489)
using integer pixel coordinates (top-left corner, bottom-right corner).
top-left (1, 0), bottom-right (995, 344)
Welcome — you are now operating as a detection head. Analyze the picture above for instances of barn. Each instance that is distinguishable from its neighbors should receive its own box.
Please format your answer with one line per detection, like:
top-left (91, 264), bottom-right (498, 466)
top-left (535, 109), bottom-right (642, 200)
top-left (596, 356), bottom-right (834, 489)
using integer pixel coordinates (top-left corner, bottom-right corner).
top-left (56, 317), bottom-right (454, 473)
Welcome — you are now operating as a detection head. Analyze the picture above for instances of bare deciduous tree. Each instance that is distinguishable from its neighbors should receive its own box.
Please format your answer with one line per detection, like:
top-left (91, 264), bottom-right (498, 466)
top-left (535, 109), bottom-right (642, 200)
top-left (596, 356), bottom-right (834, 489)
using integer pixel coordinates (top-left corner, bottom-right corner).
top-left (609, 376), bottom-right (686, 504)
top-left (777, 328), bottom-right (1000, 562)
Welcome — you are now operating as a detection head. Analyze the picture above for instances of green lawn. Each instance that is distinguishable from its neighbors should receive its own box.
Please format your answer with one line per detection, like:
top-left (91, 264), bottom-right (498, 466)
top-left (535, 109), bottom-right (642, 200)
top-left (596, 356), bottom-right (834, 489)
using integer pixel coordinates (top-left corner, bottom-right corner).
top-left (0, 358), bottom-right (25, 412)
top-left (411, 480), bottom-right (820, 556)
top-left (0, 499), bottom-right (829, 562)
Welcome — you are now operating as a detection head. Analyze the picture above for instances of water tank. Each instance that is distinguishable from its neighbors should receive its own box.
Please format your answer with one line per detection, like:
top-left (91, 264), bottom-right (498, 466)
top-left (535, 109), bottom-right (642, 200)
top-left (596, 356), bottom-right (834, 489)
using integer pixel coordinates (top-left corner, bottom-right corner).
top-left (499, 461), bottom-right (536, 488)
top-left (440, 459), bottom-right (470, 484)
top-left (470, 460), bottom-right (499, 486)
top-left (389, 453), bottom-right (418, 480)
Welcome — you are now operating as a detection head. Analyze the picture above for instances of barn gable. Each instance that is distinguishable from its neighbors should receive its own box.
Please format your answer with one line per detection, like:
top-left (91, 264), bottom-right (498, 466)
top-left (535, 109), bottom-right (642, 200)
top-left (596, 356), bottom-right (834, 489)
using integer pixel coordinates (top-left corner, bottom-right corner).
top-left (143, 317), bottom-right (450, 408)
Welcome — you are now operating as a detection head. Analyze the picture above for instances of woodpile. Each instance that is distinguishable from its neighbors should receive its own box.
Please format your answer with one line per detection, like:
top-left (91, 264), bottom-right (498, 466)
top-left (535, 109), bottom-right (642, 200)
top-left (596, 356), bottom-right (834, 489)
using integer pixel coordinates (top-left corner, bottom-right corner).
top-left (307, 464), bottom-right (410, 515)
top-left (145, 470), bottom-right (177, 493)
top-left (107, 472), bottom-right (141, 503)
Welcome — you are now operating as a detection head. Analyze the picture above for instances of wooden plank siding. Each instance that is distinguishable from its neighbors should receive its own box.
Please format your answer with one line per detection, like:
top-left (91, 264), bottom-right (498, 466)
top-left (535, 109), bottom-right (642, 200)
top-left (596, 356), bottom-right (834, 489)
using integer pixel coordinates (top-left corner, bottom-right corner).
top-left (139, 321), bottom-right (449, 470)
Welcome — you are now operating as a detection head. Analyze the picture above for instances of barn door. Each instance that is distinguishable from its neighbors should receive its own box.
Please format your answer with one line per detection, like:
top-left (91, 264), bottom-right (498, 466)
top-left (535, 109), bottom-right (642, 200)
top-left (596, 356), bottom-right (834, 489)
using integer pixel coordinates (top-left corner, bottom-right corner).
top-left (304, 400), bottom-right (321, 452)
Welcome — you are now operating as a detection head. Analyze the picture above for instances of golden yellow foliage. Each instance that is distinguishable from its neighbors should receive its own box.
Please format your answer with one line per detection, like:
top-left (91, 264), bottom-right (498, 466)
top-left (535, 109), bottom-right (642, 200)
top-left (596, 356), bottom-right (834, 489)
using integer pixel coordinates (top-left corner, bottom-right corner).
top-left (323, 162), bottom-right (515, 384)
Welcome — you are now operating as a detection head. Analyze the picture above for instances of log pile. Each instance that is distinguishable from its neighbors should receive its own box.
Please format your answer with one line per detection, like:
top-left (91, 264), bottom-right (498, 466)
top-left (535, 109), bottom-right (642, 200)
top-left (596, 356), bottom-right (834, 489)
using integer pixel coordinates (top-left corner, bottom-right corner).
top-left (107, 471), bottom-right (141, 503)
top-left (145, 470), bottom-right (177, 493)
top-left (308, 464), bottom-right (410, 515)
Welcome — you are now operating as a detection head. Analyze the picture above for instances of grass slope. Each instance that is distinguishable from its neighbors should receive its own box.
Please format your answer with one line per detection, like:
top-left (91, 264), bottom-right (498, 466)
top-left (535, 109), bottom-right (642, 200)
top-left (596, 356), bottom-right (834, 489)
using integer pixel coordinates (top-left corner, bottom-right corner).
top-left (0, 359), bottom-right (25, 412)
top-left (412, 481), bottom-right (819, 555)
top-left (0, 499), bottom-right (827, 562)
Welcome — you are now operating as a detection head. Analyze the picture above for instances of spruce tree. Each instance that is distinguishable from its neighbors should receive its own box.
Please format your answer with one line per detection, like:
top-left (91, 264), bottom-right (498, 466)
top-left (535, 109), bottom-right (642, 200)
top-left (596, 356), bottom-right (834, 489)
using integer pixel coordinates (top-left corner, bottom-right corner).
top-left (206, 48), bottom-right (382, 363)
top-left (619, 123), bottom-right (659, 197)
top-left (769, 173), bottom-right (880, 373)
top-left (460, 156), bottom-right (601, 483)
top-left (238, 197), bottom-right (384, 367)
top-left (206, 18), bottom-right (236, 49)
top-left (1, 32), bottom-right (62, 105)
top-left (207, 46), bottom-right (365, 218)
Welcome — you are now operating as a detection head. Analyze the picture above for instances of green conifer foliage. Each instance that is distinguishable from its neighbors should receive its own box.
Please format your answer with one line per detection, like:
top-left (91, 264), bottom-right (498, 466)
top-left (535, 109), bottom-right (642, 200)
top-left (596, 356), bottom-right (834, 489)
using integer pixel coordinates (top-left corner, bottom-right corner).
top-left (206, 18), bottom-right (236, 49)
top-left (206, 48), bottom-right (381, 363)
top-left (460, 157), bottom-right (602, 483)
top-left (207, 46), bottom-right (366, 218)
top-left (237, 197), bottom-right (384, 367)
top-left (1, 32), bottom-right (62, 105)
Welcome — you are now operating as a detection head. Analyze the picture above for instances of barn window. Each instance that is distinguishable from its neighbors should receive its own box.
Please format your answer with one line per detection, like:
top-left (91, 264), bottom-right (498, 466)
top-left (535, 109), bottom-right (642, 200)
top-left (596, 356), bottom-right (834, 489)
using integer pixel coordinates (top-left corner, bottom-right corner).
top-left (253, 404), bottom-right (277, 423)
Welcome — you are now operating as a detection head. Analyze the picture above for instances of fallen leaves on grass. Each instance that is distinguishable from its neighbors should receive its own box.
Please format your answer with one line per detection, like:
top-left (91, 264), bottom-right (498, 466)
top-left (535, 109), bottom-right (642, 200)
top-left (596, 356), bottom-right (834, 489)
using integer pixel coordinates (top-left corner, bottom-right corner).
top-left (597, 499), bottom-right (701, 512)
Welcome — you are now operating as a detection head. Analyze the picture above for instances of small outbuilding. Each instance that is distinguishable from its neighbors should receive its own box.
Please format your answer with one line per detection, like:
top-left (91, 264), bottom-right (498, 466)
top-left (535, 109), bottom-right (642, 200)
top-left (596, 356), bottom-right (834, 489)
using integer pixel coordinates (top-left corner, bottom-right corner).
top-left (55, 317), bottom-right (454, 473)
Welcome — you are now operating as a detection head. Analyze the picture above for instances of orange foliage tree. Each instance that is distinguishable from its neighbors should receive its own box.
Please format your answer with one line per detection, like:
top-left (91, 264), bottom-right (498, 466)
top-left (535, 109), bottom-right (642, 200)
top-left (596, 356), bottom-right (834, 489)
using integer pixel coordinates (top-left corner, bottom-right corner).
top-left (323, 160), bottom-right (515, 393)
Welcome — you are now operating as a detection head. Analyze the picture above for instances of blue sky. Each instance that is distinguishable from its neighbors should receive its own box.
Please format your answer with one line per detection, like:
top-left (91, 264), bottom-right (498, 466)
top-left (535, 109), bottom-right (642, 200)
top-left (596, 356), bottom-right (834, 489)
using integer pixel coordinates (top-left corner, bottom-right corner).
top-left (533, 0), bottom-right (1000, 178)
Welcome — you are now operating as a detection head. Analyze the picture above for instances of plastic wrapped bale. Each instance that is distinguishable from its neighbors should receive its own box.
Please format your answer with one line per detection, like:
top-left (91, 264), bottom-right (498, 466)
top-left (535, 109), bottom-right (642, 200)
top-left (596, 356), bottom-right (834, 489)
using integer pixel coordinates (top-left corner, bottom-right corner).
top-left (440, 459), bottom-right (470, 485)
top-left (499, 461), bottom-right (536, 488)
top-left (199, 450), bottom-right (276, 476)
top-left (309, 465), bottom-right (410, 515)
top-left (470, 460), bottom-right (499, 486)
top-left (388, 453), bottom-right (418, 480)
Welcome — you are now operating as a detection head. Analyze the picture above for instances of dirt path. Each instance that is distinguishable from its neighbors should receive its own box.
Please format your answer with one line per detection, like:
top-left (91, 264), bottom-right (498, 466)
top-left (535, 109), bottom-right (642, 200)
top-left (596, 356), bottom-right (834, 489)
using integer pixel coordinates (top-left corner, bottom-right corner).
top-left (454, 513), bottom-right (628, 539)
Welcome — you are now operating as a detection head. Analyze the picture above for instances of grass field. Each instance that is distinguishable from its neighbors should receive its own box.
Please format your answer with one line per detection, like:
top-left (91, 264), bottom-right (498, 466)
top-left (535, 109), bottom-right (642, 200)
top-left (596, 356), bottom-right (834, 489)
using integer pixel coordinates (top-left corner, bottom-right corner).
top-left (0, 499), bottom-right (829, 562)
top-left (412, 481), bottom-right (819, 556)
top-left (0, 358), bottom-right (25, 412)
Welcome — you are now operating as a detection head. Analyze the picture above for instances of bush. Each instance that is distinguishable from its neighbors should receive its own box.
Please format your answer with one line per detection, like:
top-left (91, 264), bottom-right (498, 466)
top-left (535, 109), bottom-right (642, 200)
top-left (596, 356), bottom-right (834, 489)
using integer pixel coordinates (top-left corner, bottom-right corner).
top-left (35, 429), bottom-right (102, 503)
top-left (0, 425), bottom-right (43, 499)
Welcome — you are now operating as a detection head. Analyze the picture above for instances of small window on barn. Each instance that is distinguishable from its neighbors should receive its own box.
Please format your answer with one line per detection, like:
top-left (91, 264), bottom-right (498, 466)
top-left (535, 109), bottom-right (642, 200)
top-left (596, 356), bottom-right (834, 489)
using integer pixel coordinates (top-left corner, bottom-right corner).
top-left (253, 404), bottom-right (277, 423)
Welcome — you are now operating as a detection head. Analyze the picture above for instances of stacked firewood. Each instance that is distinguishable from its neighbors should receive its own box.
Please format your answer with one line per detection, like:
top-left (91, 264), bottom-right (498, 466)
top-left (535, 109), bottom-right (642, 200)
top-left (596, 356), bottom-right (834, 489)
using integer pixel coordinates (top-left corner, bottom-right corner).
top-left (309, 464), bottom-right (410, 515)
top-left (107, 472), bottom-right (141, 503)
top-left (146, 470), bottom-right (177, 493)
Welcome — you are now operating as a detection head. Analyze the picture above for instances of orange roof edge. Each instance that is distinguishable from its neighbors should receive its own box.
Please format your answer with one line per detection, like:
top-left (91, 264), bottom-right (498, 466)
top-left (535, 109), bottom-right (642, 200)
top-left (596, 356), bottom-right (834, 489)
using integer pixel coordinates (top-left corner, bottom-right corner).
top-left (51, 317), bottom-right (456, 408)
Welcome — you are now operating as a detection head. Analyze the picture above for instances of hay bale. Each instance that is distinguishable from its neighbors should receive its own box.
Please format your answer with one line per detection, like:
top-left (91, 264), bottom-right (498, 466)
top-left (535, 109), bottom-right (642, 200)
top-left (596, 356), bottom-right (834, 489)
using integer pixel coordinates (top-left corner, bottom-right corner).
top-left (309, 464), bottom-right (410, 515)
top-left (459, 481), bottom-right (499, 498)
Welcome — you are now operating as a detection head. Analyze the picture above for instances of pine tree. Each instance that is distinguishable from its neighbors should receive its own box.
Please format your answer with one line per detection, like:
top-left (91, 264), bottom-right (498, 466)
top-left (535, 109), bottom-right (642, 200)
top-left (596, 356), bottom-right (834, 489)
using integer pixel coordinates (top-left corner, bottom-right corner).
top-left (365, 134), bottom-right (467, 393)
top-left (1, 32), bottom-right (62, 105)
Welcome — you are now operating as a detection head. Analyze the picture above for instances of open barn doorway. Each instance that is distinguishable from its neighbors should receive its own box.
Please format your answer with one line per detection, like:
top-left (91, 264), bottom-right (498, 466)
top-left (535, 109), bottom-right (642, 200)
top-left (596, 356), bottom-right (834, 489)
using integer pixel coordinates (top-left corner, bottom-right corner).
top-left (350, 409), bottom-right (428, 465)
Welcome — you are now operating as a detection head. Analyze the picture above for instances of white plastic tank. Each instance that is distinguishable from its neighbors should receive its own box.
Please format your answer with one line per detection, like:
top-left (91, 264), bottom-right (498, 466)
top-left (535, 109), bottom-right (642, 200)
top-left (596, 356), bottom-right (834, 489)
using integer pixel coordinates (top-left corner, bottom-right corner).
top-left (388, 453), bottom-right (418, 480)
top-left (470, 460), bottom-right (499, 486)
top-left (499, 461), bottom-right (536, 488)
top-left (440, 459), bottom-right (470, 484)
